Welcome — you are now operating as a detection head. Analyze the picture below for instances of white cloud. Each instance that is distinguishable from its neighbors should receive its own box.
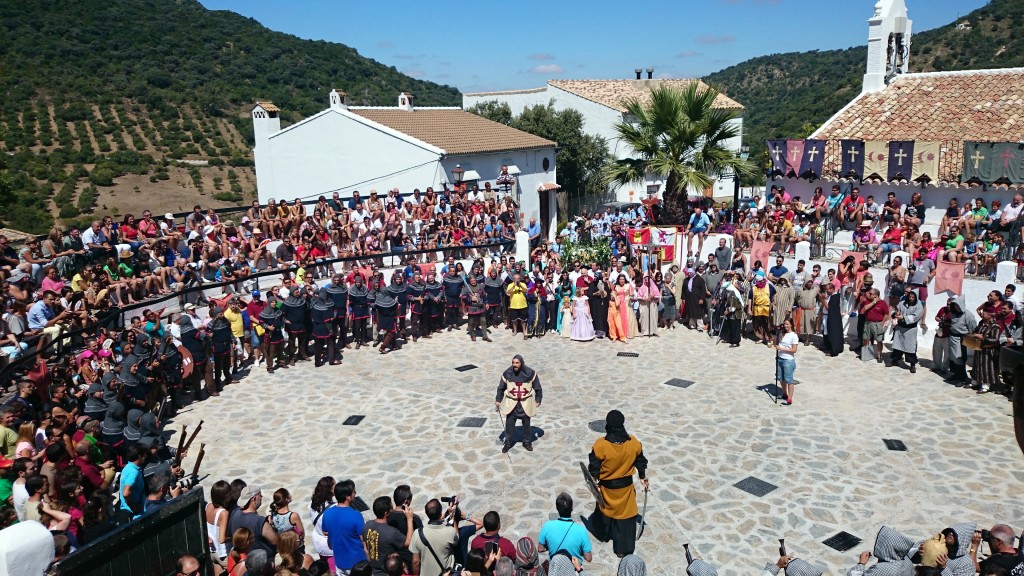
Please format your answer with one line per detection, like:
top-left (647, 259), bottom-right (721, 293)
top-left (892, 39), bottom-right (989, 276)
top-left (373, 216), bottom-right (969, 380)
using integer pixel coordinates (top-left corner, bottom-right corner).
top-left (528, 53), bottom-right (555, 60)
top-left (377, 40), bottom-right (395, 49)
top-left (404, 69), bottom-right (424, 78)
top-left (695, 34), bottom-right (736, 45)
top-left (528, 63), bottom-right (565, 74)
top-left (677, 50), bottom-right (703, 58)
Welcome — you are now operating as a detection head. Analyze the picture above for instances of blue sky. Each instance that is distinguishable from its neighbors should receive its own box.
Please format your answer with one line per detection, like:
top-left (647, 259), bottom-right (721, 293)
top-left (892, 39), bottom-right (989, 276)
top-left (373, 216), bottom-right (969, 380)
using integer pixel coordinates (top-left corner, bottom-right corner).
top-left (198, 0), bottom-right (988, 93)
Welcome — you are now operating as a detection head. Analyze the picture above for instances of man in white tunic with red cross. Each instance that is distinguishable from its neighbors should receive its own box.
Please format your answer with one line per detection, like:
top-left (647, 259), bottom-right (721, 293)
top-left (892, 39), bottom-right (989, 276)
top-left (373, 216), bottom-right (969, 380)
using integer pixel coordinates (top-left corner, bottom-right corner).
top-left (494, 354), bottom-right (543, 454)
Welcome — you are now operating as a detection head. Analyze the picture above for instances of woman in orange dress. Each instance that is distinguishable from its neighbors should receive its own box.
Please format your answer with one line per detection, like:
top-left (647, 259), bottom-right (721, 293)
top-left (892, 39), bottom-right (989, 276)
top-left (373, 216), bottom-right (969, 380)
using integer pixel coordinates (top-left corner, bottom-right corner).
top-left (607, 288), bottom-right (626, 343)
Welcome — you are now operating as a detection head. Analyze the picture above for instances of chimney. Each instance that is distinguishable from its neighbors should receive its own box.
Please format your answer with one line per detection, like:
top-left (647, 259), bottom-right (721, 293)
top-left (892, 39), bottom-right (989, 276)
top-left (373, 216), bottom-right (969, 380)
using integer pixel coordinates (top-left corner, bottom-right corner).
top-left (398, 92), bottom-right (415, 111)
top-left (646, 68), bottom-right (654, 79)
top-left (329, 88), bottom-right (349, 111)
top-left (634, 68), bottom-right (642, 80)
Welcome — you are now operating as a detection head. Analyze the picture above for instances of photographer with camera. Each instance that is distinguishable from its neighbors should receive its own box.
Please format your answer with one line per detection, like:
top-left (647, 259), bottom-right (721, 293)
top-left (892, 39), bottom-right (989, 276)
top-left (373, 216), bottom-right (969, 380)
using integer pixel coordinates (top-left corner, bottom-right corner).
top-left (973, 525), bottom-right (1023, 576)
top-left (410, 498), bottom-right (459, 576)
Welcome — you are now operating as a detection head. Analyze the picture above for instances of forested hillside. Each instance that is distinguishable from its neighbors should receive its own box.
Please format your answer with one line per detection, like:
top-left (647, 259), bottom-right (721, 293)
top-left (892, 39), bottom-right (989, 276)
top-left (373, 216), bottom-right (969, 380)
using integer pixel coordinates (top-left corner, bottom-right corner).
top-left (0, 0), bottom-right (460, 233)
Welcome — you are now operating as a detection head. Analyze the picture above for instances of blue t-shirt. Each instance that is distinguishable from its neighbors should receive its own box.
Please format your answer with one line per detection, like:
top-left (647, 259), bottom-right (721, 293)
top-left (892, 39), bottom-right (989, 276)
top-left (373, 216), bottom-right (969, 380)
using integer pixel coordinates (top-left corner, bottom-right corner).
top-left (768, 265), bottom-right (789, 279)
top-left (119, 462), bottom-right (144, 513)
top-left (528, 222), bottom-right (542, 239)
top-left (538, 518), bottom-right (592, 562)
top-left (322, 505), bottom-right (367, 570)
top-left (688, 212), bottom-right (711, 232)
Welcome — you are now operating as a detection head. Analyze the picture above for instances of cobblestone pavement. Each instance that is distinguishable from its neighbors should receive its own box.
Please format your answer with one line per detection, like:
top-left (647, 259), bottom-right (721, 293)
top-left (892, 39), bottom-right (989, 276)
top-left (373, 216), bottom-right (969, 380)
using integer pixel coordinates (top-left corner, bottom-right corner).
top-left (170, 326), bottom-right (1024, 575)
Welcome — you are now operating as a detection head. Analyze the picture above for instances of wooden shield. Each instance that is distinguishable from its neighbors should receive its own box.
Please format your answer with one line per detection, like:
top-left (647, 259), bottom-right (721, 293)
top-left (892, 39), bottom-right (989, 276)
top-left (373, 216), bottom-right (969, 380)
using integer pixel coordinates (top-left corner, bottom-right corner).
top-left (579, 462), bottom-right (606, 509)
top-left (178, 345), bottom-right (194, 379)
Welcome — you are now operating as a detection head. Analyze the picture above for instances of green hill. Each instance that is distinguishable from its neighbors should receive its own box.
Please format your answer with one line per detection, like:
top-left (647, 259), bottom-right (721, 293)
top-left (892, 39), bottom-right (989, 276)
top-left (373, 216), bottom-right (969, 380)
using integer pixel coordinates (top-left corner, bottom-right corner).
top-left (0, 0), bottom-right (460, 233)
top-left (704, 0), bottom-right (1024, 174)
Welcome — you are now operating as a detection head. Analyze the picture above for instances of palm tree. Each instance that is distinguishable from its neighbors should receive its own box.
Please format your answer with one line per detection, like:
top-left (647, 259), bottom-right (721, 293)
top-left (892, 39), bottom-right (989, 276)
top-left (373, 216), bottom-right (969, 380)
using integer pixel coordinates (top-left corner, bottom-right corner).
top-left (605, 82), bottom-right (755, 225)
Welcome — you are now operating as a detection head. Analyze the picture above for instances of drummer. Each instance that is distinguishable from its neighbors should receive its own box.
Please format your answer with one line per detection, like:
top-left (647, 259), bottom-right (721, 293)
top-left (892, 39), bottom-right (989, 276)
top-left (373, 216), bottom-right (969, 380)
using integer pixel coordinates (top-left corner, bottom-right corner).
top-left (584, 410), bottom-right (649, 558)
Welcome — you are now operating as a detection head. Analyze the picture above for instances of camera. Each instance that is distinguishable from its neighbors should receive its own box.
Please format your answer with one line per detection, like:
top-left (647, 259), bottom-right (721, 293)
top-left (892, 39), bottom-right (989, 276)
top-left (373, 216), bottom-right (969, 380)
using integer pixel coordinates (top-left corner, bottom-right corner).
top-left (980, 529), bottom-right (992, 541)
top-left (441, 495), bottom-right (458, 504)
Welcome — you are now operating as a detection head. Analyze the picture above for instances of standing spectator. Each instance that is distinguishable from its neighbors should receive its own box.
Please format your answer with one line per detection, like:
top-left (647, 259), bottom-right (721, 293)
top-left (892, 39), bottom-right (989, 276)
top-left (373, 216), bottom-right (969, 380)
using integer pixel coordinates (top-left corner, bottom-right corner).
top-left (364, 496), bottom-right (413, 576)
top-left (470, 511), bottom-right (517, 559)
top-left (322, 479), bottom-right (367, 573)
top-left (773, 319), bottom-right (799, 405)
top-left (117, 443), bottom-right (147, 525)
top-left (537, 493), bottom-right (592, 564)
top-left (409, 499), bottom-right (458, 576)
top-left (227, 485), bottom-right (279, 557)
top-left (860, 288), bottom-right (890, 363)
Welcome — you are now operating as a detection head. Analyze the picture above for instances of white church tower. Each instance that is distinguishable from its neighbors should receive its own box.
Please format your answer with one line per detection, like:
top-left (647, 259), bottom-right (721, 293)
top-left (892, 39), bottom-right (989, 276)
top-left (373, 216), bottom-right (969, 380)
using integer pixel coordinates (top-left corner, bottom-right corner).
top-left (252, 101), bottom-right (281, 199)
top-left (863, 0), bottom-right (913, 93)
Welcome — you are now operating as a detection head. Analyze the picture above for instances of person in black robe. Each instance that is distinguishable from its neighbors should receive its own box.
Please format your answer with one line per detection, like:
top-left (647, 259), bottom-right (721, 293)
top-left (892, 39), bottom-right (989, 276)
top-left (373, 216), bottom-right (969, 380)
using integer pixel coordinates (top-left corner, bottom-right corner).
top-left (407, 270), bottom-right (427, 341)
top-left (310, 289), bottom-right (336, 367)
top-left (483, 269), bottom-right (505, 328)
top-left (324, 273), bottom-right (349, 352)
top-left (442, 268), bottom-right (464, 331)
top-left (209, 308), bottom-right (235, 385)
top-left (282, 290), bottom-right (310, 365)
top-left (348, 275), bottom-right (371, 348)
top-left (682, 267), bottom-right (709, 330)
top-left (179, 315), bottom-right (213, 398)
top-left (424, 272), bottom-right (444, 335)
top-left (258, 298), bottom-right (286, 372)
top-left (822, 283), bottom-right (845, 356)
top-left (375, 285), bottom-right (400, 354)
top-left (588, 271), bottom-right (610, 338)
top-left (387, 273), bottom-right (409, 340)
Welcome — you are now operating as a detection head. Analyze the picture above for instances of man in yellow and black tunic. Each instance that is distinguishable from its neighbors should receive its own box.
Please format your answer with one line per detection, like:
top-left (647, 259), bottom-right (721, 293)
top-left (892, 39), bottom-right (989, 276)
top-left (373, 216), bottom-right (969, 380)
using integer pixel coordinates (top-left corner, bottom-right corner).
top-left (495, 354), bottom-right (542, 454)
top-left (586, 410), bottom-right (648, 557)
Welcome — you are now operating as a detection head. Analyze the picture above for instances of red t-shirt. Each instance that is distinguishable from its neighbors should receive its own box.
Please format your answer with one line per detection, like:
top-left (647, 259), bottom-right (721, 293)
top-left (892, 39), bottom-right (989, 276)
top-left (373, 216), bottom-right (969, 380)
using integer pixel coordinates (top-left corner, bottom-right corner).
top-left (470, 533), bottom-right (517, 559)
top-left (842, 196), bottom-right (865, 209)
top-left (864, 299), bottom-right (890, 323)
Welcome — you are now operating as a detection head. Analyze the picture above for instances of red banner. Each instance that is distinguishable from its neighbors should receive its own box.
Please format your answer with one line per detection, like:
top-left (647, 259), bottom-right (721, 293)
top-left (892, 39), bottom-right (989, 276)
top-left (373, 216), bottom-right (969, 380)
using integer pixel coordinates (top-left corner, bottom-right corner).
top-left (417, 263), bottom-right (436, 278)
top-left (934, 260), bottom-right (965, 296)
top-left (750, 240), bottom-right (774, 270)
top-left (629, 227), bottom-right (676, 262)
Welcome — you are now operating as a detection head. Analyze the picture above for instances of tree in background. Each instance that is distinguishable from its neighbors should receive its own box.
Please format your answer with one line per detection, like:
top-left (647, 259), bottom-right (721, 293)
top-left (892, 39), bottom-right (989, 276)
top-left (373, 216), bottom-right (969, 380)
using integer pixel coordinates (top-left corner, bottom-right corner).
top-left (605, 83), bottom-right (755, 225)
top-left (467, 100), bottom-right (609, 213)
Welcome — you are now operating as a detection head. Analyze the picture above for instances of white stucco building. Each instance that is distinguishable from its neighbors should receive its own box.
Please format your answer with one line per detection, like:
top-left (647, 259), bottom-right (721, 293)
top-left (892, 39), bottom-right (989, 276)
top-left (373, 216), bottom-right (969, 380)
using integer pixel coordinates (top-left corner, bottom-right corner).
top-left (464, 76), bottom-right (745, 203)
top-left (252, 90), bottom-right (560, 238)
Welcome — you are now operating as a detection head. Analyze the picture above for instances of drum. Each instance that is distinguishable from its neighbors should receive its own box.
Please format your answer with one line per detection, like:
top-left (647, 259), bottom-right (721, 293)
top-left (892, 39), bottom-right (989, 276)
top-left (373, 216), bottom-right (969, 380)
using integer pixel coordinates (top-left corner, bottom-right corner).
top-left (964, 333), bottom-right (984, 351)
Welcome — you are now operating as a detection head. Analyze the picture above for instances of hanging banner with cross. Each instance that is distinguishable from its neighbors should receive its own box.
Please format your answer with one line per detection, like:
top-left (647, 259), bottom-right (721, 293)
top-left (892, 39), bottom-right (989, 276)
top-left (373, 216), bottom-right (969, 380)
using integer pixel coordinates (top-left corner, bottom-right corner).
top-left (799, 139), bottom-right (826, 179)
top-left (766, 140), bottom-right (787, 178)
top-left (911, 141), bottom-right (941, 183)
top-left (840, 139), bottom-right (865, 179)
top-left (887, 141), bottom-right (915, 181)
top-left (963, 142), bottom-right (996, 183)
top-left (863, 141), bottom-right (889, 179)
top-left (784, 140), bottom-right (805, 178)
top-left (992, 142), bottom-right (1024, 184)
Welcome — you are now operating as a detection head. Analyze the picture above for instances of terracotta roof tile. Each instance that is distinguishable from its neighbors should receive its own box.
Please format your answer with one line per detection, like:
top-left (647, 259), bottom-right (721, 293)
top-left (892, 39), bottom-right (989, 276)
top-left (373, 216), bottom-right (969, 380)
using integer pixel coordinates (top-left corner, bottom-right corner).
top-left (814, 68), bottom-right (1024, 182)
top-left (547, 79), bottom-right (743, 112)
top-left (254, 101), bottom-right (280, 113)
top-left (351, 108), bottom-right (556, 155)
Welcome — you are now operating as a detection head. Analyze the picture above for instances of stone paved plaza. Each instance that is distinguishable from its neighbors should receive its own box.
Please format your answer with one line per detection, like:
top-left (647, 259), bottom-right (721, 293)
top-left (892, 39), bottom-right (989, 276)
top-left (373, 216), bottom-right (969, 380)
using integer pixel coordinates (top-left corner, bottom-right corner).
top-left (170, 327), bottom-right (1024, 575)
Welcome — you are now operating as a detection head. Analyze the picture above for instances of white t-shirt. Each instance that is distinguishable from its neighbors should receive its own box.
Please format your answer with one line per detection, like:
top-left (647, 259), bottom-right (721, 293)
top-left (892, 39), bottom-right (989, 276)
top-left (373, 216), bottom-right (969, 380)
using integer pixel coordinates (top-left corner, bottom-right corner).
top-left (1002, 202), bottom-right (1024, 222)
top-left (778, 332), bottom-right (800, 360)
top-left (12, 481), bottom-right (29, 521)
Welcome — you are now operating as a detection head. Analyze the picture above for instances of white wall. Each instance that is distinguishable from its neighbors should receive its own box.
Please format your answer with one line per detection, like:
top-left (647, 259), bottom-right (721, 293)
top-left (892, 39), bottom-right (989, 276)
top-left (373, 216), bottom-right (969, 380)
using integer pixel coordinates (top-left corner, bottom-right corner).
top-left (465, 85), bottom-right (743, 204)
top-left (440, 149), bottom-right (558, 239)
top-left (256, 110), bottom-right (442, 204)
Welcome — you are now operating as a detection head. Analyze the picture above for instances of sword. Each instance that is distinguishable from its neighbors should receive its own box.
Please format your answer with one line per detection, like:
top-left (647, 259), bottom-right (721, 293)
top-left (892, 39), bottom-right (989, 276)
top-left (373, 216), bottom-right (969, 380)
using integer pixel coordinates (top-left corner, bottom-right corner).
top-left (636, 484), bottom-right (649, 540)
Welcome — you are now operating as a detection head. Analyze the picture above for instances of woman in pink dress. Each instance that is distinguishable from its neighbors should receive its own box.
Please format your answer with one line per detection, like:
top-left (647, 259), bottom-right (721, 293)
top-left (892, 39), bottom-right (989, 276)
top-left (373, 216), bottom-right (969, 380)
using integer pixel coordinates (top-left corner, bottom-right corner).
top-left (570, 287), bottom-right (595, 341)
